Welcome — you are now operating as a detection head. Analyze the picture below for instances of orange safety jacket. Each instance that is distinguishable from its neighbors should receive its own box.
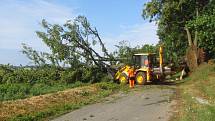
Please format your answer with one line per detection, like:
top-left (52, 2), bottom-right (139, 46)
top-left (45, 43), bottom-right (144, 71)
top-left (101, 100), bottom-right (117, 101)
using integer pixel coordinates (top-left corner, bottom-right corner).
top-left (128, 69), bottom-right (135, 80)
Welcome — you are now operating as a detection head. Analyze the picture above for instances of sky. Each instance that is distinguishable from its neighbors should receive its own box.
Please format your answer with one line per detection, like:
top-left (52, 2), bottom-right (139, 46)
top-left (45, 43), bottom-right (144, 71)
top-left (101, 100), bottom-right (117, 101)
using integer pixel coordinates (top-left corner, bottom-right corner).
top-left (0, 0), bottom-right (158, 65)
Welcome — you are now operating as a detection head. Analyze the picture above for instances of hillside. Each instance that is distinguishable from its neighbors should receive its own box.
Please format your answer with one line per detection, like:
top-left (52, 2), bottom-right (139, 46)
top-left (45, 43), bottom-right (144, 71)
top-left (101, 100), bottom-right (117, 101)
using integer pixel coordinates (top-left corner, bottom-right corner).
top-left (175, 64), bottom-right (215, 121)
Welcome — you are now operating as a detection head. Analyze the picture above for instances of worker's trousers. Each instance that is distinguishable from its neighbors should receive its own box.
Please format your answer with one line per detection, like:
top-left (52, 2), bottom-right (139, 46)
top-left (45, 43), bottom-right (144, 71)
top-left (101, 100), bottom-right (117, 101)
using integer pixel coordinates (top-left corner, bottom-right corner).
top-left (129, 77), bottom-right (135, 88)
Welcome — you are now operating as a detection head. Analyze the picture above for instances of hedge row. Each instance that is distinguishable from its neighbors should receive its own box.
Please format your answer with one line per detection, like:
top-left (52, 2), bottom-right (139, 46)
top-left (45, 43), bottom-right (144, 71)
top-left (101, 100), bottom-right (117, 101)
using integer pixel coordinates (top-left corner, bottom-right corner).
top-left (0, 65), bottom-right (110, 84)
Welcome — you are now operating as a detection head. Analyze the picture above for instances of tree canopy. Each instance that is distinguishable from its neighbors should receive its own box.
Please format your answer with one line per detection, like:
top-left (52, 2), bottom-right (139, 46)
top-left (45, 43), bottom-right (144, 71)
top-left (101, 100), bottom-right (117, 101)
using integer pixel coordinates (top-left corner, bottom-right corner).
top-left (187, 1), bottom-right (215, 58)
top-left (22, 16), bottom-right (116, 76)
top-left (142, 0), bottom-right (213, 63)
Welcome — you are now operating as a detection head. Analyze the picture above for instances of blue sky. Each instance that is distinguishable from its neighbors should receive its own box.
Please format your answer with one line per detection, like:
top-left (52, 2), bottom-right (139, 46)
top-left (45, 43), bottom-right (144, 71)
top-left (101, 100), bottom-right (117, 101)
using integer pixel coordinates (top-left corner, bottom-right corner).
top-left (0, 0), bottom-right (158, 65)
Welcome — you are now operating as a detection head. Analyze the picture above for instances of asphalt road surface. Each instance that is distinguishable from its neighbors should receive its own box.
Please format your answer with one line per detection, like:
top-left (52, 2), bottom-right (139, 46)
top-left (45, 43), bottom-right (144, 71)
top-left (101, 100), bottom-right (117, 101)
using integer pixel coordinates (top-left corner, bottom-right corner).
top-left (52, 87), bottom-right (176, 121)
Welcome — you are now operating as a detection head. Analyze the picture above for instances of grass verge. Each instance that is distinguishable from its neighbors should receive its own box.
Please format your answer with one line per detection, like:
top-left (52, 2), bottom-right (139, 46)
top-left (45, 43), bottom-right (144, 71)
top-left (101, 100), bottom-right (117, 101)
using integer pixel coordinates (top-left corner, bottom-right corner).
top-left (0, 82), bottom-right (128, 121)
top-left (175, 64), bottom-right (215, 121)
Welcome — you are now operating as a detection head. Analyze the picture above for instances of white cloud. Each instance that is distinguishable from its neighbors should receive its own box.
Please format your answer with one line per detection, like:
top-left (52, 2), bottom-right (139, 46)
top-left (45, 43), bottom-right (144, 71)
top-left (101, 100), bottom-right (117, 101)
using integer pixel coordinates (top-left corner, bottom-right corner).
top-left (0, 0), bottom-right (77, 65)
top-left (102, 22), bottom-right (159, 52)
top-left (0, 0), bottom-right (76, 51)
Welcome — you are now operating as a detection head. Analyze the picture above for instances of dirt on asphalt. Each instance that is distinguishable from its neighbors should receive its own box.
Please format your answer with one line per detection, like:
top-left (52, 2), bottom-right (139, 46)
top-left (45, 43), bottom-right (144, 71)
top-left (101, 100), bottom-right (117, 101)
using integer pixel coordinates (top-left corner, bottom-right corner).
top-left (52, 86), bottom-right (176, 121)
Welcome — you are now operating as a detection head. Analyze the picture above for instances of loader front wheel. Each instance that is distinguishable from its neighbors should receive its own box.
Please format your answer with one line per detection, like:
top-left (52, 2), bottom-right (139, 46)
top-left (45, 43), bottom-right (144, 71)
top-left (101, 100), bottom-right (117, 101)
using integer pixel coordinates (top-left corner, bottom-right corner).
top-left (135, 72), bottom-right (147, 85)
top-left (119, 73), bottom-right (128, 85)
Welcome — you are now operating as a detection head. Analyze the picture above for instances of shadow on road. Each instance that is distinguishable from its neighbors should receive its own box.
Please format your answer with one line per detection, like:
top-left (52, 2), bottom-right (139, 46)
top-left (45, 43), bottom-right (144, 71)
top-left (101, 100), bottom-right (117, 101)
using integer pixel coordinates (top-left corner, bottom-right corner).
top-left (143, 99), bottom-right (169, 106)
top-left (146, 79), bottom-right (186, 86)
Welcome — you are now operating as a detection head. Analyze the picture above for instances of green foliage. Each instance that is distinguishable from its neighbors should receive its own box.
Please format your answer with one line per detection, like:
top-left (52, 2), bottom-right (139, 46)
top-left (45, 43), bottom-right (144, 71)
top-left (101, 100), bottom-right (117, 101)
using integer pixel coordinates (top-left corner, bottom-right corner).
top-left (60, 69), bottom-right (82, 83)
top-left (0, 82), bottom-right (85, 101)
top-left (187, 1), bottom-right (215, 58)
top-left (81, 67), bottom-right (94, 82)
top-left (22, 44), bottom-right (47, 66)
top-left (0, 83), bottom-right (31, 101)
top-left (113, 40), bottom-right (157, 64)
top-left (21, 15), bottom-right (118, 82)
top-left (0, 64), bottom-right (111, 101)
top-left (22, 16), bottom-right (113, 72)
top-left (142, 0), bottom-right (211, 63)
top-left (0, 65), bottom-right (61, 84)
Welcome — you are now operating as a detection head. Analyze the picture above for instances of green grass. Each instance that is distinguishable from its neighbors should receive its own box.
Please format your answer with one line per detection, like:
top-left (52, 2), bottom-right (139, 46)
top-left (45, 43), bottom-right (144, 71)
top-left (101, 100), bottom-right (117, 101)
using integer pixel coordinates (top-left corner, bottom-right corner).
top-left (0, 81), bottom-right (87, 101)
top-left (12, 103), bottom-right (82, 121)
top-left (177, 64), bottom-right (215, 121)
top-left (6, 82), bottom-right (128, 121)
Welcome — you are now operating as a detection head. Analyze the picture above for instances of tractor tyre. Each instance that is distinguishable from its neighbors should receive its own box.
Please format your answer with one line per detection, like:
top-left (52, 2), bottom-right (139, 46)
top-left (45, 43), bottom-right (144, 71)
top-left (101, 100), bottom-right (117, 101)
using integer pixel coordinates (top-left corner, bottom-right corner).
top-left (135, 72), bottom-right (147, 85)
top-left (119, 73), bottom-right (128, 85)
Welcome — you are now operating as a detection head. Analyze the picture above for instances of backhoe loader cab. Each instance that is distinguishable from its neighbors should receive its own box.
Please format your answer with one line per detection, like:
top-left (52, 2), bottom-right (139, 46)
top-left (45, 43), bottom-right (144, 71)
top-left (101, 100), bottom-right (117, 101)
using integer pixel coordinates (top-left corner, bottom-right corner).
top-left (132, 53), bottom-right (157, 68)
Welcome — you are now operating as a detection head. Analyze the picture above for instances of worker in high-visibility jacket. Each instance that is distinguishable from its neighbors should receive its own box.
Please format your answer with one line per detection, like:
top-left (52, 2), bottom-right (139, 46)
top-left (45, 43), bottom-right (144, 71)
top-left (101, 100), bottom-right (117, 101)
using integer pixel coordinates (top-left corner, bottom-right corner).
top-left (128, 68), bottom-right (135, 88)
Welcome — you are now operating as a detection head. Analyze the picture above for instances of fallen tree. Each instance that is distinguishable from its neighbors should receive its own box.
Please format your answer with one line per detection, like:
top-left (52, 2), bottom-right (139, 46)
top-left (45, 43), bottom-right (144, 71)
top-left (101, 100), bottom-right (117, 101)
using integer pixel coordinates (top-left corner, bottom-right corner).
top-left (22, 16), bottom-right (116, 77)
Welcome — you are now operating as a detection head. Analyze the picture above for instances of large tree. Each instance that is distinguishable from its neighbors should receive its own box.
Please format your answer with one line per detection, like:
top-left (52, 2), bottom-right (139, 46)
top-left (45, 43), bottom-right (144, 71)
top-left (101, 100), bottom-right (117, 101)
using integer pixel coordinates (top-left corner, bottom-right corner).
top-left (22, 16), bottom-right (115, 76)
top-left (142, 0), bottom-right (210, 66)
top-left (187, 0), bottom-right (215, 59)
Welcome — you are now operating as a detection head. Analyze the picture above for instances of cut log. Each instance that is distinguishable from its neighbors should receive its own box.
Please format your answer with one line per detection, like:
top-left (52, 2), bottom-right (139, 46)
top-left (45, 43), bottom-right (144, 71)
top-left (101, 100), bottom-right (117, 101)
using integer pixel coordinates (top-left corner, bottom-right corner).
top-left (180, 68), bottom-right (185, 80)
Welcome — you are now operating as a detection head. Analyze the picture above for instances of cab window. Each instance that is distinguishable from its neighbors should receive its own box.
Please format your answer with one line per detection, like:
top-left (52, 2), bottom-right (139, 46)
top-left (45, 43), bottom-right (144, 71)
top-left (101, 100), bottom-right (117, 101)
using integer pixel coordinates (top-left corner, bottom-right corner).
top-left (141, 55), bottom-right (148, 67)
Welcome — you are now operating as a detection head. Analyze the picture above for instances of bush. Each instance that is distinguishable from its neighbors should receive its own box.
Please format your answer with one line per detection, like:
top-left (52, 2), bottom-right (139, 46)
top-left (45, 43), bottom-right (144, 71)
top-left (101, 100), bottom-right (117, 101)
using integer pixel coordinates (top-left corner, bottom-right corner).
top-left (0, 65), bottom-right (110, 85)
top-left (83, 67), bottom-right (108, 83)
top-left (0, 82), bottom-right (86, 101)
top-left (61, 70), bottom-right (77, 83)
top-left (0, 83), bottom-right (31, 101)
top-left (81, 68), bottom-right (93, 83)
top-left (0, 66), bottom-right (62, 84)
top-left (0, 64), bottom-right (113, 101)
top-left (101, 75), bottom-right (112, 82)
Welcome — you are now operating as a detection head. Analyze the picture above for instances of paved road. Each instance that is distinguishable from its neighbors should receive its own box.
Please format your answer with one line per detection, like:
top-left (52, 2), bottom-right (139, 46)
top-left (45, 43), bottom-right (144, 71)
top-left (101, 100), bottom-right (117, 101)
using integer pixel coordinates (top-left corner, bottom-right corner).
top-left (52, 87), bottom-right (175, 121)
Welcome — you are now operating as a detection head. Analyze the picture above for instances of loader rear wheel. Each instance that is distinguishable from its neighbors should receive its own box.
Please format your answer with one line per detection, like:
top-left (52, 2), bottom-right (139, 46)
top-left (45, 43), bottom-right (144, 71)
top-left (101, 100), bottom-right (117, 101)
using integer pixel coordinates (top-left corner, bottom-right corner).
top-left (135, 72), bottom-right (147, 85)
top-left (119, 73), bottom-right (128, 85)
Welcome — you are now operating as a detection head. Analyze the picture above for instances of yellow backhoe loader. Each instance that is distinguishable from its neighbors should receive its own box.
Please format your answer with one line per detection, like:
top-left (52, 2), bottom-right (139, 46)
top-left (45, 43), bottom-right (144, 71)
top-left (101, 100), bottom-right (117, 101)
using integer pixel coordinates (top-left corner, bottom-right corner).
top-left (114, 46), bottom-right (171, 85)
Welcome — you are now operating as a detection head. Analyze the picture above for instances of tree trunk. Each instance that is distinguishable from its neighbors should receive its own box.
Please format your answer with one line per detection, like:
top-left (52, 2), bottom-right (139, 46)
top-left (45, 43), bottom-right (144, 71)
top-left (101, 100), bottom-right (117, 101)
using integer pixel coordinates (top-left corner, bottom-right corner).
top-left (194, 5), bottom-right (199, 46)
top-left (185, 27), bottom-right (192, 46)
top-left (186, 45), bottom-right (198, 71)
top-left (185, 27), bottom-right (198, 71)
top-left (194, 31), bottom-right (198, 46)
